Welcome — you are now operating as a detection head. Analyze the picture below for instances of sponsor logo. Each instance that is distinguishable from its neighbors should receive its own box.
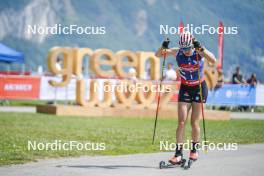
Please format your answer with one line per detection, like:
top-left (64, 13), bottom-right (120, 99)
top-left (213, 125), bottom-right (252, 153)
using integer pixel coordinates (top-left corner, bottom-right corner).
top-left (4, 84), bottom-right (32, 91)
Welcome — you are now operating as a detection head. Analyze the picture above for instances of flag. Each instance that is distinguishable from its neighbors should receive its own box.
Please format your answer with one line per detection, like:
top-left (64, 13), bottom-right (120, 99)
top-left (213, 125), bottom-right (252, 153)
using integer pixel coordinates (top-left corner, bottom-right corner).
top-left (179, 21), bottom-right (184, 34)
top-left (218, 21), bottom-right (224, 70)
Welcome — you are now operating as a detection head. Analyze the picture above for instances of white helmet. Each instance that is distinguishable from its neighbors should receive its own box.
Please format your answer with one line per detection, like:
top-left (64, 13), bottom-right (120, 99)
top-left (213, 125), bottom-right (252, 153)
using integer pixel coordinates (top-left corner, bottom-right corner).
top-left (179, 31), bottom-right (193, 48)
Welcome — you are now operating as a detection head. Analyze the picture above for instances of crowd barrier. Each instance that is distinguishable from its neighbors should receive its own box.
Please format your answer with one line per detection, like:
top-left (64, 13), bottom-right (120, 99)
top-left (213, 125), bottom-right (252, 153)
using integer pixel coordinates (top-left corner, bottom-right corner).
top-left (0, 75), bottom-right (263, 106)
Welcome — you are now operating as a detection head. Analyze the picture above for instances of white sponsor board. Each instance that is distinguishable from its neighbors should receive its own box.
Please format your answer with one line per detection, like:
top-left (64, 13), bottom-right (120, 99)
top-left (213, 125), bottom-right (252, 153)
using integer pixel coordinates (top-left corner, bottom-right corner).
top-left (40, 76), bottom-right (76, 100)
top-left (39, 76), bottom-right (117, 101)
top-left (256, 85), bottom-right (264, 106)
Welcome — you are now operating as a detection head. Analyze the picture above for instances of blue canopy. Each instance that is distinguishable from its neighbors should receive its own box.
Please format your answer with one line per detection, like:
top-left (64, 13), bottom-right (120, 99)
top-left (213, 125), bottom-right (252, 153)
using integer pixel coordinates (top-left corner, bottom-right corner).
top-left (0, 43), bottom-right (24, 63)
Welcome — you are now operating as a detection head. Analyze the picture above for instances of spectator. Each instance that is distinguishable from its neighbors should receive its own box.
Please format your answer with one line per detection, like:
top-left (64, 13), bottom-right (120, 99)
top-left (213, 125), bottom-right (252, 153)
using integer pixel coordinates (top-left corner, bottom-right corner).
top-left (164, 63), bottom-right (177, 81)
top-left (55, 56), bottom-right (63, 70)
top-left (128, 67), bottom-right (137, 82)
top-left (247, 73), bottom-right (258, 112)
top-left (144, 68), bottom-right (151, 80)
top-left (37, 65), bottom-right (43, 75)
top-left (247, 73), bottom-right (258, 86)
top-left (232, 66), bottom-right (246, 84)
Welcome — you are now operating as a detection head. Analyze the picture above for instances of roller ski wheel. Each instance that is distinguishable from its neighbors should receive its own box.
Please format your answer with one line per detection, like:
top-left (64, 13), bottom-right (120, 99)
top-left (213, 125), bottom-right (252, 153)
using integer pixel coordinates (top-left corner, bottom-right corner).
top-left (159, 158), bottom-right (186, 169)
top-left (184, 158), bottom-right (197, 170)
top-left (184, 152), bottom-right (198, 170)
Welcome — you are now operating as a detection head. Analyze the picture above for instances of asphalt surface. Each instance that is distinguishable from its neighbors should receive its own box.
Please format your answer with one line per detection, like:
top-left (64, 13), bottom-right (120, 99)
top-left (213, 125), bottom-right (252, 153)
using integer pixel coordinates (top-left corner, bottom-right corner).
top-left (0, 144), bottom-right (263, 176)
top-left (230, 112), bottom-right (264, 120)
top-left (0, 106), bottom-right (36, 113)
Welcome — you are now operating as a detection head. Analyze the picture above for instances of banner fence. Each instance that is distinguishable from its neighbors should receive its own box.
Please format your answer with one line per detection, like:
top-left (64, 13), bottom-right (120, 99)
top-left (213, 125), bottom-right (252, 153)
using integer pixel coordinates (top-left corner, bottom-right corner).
top-left (1, 75), bottom-right (264, 106)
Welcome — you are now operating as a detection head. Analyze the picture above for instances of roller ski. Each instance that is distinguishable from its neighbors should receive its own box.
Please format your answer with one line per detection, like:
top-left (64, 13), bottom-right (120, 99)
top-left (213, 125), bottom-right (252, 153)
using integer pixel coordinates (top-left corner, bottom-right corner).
top-left (184, 151), bottom-right (198, 170)
top-left (159, 155), bottom-right (186, 169)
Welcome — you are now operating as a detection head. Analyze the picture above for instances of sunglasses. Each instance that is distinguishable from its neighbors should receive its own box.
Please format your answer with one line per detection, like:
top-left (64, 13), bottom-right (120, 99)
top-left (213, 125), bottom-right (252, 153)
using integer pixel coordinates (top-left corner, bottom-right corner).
top-left (181, 46), bottom-right (192, 52)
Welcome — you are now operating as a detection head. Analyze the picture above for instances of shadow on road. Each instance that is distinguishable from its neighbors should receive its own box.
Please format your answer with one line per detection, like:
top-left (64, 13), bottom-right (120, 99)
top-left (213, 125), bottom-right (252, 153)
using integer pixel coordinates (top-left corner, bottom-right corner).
top-left (56, 165), bottom-right (157, 170)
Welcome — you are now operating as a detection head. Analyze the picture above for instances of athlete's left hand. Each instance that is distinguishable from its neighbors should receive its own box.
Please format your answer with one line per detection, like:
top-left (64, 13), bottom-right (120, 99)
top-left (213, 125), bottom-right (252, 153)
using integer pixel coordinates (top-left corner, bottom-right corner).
top-left (193, 39), bottom-right (204, 52)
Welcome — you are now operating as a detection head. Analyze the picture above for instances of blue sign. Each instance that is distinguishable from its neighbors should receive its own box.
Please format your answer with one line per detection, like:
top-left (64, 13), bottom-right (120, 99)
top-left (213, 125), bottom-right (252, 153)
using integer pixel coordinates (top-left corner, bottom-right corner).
top-left (207, 84), bottom-right (256, 106)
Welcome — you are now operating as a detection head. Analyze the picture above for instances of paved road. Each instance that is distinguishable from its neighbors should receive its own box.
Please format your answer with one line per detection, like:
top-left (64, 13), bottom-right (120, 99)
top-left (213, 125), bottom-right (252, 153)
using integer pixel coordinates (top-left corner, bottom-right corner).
top-left (230, 112), bottom-right (264, 120)
top-left (0, 144), bottom-right (263, 176)
top-left (0, 106), bottom-right (36, 113)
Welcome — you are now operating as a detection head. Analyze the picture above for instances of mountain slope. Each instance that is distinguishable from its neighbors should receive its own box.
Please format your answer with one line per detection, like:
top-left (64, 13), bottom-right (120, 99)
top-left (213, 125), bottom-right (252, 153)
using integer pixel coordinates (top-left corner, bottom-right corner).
top-left (0, 0), bottom-right (263, 82)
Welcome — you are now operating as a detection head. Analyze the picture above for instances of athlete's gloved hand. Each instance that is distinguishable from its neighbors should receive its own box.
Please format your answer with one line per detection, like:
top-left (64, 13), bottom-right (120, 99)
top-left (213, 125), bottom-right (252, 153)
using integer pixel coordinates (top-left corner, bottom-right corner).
top-left (162, 38), bottom-right (170, 49)
top-left (193, 38), bottom-right (204, 51)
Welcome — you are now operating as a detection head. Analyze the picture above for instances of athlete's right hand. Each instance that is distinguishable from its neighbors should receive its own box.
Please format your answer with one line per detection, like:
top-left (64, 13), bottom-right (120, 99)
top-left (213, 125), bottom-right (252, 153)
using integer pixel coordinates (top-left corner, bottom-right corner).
top-left (162, 38), bottom-right (170, 49)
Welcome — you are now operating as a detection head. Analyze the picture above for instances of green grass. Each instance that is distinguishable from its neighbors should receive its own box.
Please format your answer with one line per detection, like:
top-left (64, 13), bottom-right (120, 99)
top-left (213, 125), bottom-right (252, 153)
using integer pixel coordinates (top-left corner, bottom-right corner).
top-left (0, 100), bottom-right (47, 106)
top-left (0, 100), bottom-right (74, 106)
top-left (0, 112), bottom-right (264, 165)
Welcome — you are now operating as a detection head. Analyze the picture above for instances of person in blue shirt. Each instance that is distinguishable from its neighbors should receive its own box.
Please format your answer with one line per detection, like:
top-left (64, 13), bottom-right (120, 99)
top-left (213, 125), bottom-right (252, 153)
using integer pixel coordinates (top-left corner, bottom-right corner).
top-left (155, 32), bottom-right (216, 164)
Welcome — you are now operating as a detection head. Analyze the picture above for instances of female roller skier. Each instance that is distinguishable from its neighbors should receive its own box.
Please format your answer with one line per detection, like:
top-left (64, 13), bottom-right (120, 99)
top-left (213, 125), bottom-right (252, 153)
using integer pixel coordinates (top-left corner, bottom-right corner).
top-left (155, 32), bottom-right (216, 165)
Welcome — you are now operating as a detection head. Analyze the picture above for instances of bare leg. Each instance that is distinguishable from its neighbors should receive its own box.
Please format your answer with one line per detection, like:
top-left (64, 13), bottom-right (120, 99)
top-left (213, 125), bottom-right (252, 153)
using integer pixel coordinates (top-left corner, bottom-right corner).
top-left (191, 102), bottom-right (202, 142)
top-left (169, 102), bottom-right (190, 163)
top-left (176, 102), bottom-right (190, 143)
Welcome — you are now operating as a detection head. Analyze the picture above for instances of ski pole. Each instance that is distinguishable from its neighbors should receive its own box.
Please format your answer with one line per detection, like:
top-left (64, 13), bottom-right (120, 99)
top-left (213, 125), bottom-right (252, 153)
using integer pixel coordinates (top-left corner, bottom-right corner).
top-left (152, 48), bottom-right (167, 145)
top-left (195, 48), bottom-right (208, 153)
